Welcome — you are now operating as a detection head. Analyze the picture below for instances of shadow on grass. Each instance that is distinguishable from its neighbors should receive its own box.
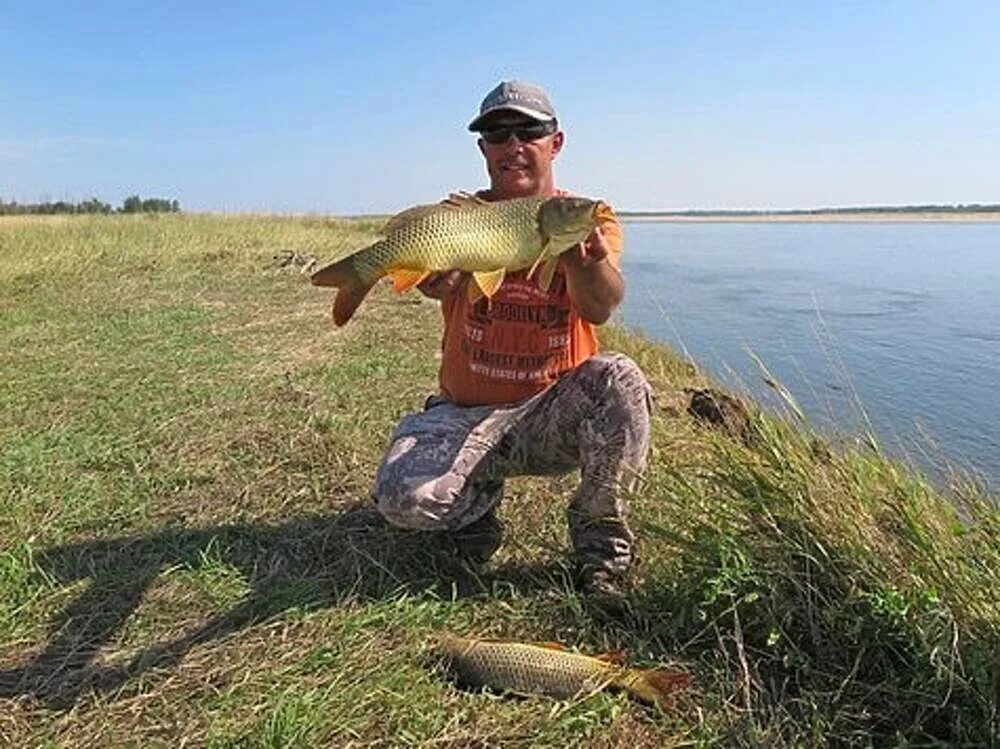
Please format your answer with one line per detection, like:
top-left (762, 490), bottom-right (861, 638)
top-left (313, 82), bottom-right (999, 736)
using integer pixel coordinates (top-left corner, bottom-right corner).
top-left (0, 503), bottom-right (570, 709)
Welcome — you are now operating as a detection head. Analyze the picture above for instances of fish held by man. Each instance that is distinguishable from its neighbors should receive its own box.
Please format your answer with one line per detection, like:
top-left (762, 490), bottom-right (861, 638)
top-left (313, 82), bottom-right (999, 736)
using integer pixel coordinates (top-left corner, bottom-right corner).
top-left (310, 192), bottom-right (612, 326)
top-left (430, 634), bottom-right (692, 709)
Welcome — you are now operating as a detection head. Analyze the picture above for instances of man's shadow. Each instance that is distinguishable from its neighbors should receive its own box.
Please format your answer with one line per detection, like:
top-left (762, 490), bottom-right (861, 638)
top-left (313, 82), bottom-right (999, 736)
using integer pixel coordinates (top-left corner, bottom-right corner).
top-left (0, 503), bottom-right (568, 708)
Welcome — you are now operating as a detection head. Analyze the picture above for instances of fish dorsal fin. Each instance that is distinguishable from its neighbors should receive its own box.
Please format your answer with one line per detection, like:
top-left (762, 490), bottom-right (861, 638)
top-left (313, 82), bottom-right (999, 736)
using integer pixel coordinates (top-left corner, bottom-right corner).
top-left (594, 649), bottom-right (628, 665)
top-left (385, 193), bottom-right (486, 234)
top-left (537, 257), bottom-right (560, 292)
top-left (443, 190), bottom-right (488, 208)
top-left (471, 268), bottom-right (506, 298)
top-left (532, 641), bottom-right (569, 651)
top-left (388, 269), bottom-right (430, 293)
top-left (384, 204), bottom-right (446, 234)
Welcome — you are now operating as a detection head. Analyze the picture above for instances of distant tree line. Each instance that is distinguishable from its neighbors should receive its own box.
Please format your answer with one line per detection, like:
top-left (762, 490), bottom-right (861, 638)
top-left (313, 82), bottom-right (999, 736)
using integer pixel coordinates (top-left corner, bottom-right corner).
top-left (0, 195), bottom-right (181, 216)
top-left (622, 203), bottom-right (1000, 217)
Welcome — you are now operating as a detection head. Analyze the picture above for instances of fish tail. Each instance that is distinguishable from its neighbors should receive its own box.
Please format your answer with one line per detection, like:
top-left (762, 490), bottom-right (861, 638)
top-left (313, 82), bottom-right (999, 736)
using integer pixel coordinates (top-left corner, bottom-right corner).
top-left (619, 667), bottom-right (692, 710)
top-left (310, 243), bottom-right (385, 326)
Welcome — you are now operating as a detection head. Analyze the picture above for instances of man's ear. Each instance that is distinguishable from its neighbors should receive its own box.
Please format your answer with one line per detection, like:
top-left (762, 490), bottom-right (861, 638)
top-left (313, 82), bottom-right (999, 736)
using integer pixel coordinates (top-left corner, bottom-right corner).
top-left (550, 131), bottom-right (564, 158)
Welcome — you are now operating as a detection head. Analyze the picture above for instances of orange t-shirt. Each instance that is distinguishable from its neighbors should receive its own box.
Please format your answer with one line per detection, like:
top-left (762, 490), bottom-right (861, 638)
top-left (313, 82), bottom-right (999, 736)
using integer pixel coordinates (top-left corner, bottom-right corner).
top-left (438, 194), bottom-right (623, 406)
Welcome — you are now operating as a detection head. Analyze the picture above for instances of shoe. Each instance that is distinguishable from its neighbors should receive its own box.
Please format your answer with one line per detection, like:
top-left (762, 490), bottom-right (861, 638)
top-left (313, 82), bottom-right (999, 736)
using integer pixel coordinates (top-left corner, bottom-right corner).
top-left (450, 509), bottom-right (504, 564)
top-left (578, 566), bottom-right (635, 616)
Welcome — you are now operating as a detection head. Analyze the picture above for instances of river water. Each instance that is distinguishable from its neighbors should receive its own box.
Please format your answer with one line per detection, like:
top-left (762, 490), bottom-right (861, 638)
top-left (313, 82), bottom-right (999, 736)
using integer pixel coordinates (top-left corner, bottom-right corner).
top-left (617, 221), bottom-right (1000, 489)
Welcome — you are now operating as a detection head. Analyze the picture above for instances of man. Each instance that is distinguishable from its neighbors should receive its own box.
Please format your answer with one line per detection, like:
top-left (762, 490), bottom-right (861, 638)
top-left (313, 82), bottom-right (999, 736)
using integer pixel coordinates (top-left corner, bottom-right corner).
top-left (371, 80), bottom-right (652, 602)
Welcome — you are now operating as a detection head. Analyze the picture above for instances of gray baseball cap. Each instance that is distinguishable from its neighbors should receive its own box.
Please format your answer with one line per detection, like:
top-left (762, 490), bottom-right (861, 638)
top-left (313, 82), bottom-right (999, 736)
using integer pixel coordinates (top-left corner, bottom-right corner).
top-left (468, 80), bottom-right (557, 132)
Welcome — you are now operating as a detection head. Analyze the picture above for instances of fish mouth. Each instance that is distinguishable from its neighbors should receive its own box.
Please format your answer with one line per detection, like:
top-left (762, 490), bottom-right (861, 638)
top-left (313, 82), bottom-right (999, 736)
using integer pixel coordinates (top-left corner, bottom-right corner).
top-left (592, 201), bottom-right (613, 222)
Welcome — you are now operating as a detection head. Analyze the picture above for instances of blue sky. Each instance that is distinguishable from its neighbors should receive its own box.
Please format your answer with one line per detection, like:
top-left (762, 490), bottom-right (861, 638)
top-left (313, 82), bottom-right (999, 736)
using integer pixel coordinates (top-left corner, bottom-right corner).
top-left (3, 1), bottom-right (998, 213)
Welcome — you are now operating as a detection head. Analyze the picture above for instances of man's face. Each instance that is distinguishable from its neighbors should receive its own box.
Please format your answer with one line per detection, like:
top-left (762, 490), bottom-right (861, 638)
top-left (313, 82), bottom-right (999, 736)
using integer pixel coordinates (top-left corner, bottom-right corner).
top-left (477, 113), bottom-right (564, 199)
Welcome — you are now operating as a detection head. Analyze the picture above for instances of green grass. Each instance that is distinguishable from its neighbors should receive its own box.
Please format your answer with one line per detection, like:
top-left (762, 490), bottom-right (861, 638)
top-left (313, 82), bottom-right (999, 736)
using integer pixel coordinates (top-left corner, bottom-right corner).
top-left (1, 213), bottom-right (997, 747)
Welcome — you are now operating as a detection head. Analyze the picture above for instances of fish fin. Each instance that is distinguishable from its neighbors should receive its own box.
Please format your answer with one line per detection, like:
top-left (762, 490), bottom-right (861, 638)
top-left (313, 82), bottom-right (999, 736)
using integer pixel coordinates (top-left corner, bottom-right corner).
top-left (309, 251), bottom-right (380, 327)
top-left (537, 257), bottom-right (560, 291)
top-left (384, 204), bottom-right (446, 234)
top-left (465, 278), bottom-right (484, 304)
top-left (621, 668), bottom-right (693, 710)
top-left (443, 191), bottom-right (488, 207)
top-left (526, 240), bottom-right (555, 280)
top-left (309, 256), bottom-right (351, 288)
top-left (471, 268), bottom-right (506, 298)
top-left (595, 649), bottom-right (628, 665)
top-left (332, 279), bottom-right (378, 327)
top-left (388, 269), bottom-right (430, 293)
top-left (531, 641), bottom-right (569, 651)
top-left (384, 193), bottom-right (485, 234)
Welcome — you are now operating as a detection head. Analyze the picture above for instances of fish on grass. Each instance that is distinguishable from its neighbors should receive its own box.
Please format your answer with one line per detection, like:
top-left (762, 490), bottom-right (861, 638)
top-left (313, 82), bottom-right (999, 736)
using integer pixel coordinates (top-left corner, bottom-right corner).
top-left (430, 634), bottom-right (692, 710)
top-left (310, 192), bottom-right (612, 326)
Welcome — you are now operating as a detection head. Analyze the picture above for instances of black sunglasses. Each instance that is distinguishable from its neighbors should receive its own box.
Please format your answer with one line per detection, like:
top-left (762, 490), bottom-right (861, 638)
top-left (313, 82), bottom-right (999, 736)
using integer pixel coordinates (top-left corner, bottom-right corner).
top-left (479, 120), bottom-right (557, 144)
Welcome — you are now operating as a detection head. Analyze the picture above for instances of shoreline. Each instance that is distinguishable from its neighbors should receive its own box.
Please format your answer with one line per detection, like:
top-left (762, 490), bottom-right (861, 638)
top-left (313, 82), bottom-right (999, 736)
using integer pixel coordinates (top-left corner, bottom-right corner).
top-left (621, 212), bottom-right (1000, 223)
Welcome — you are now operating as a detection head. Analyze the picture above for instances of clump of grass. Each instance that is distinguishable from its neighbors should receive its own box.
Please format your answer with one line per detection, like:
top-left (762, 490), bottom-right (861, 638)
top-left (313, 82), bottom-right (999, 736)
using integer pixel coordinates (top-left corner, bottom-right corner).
top-left (615, 372), bottom-right (1000, 744)
top-left (1, 213), bottom-right (997, 747)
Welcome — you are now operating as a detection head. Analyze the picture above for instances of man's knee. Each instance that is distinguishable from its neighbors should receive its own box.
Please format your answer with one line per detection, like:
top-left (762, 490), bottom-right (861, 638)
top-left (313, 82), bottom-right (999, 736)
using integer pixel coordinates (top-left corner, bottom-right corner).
top-left (372, 464), bottom-right (458, 531)
top-left (575, 354), bottom-right (653, 418)
top-left (609, 353), bottom-right (648, 387)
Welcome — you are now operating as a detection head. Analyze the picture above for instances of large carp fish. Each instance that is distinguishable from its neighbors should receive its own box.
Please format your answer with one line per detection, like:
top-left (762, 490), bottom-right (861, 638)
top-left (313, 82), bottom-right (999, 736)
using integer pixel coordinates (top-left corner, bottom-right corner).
top-left (431, 634), bottom-right (691, 709)
top-left (310, 192), bottom-right (612, 326)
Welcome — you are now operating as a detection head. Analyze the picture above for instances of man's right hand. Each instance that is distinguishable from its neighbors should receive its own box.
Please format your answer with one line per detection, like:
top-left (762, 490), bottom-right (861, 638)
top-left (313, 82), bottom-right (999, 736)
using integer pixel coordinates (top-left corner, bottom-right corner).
top-left (417, 270), bottom-right (465, 300)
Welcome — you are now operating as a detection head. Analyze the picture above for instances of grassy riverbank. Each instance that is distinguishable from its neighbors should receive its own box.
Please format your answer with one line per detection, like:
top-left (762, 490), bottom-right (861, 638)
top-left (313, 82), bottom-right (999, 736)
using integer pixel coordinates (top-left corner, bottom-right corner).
top-left (2, 213), bottom-right (997, 747)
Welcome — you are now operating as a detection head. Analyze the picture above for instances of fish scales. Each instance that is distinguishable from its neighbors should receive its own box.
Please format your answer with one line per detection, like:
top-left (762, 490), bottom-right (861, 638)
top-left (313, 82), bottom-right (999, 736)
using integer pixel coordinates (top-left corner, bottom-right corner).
top-left (366, 196), bottom-right (546, 281)
top-left (310, 194), bottom-right (608, 326)
top-left (433, 635), bottom-right (693, 709)
top-left (444, 638), bottom-right (618, 699)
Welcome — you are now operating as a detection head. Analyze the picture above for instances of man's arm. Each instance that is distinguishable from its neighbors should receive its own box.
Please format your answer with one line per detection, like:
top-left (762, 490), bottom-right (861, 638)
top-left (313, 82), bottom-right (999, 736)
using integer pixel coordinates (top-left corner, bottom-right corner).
top-left (562, 225), bottom-right (625, 324)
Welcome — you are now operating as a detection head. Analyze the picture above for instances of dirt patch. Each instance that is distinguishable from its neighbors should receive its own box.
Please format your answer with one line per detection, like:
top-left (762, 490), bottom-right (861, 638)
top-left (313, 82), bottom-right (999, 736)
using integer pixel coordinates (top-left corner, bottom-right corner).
top-left (685, 387), bottom-right (754, 444)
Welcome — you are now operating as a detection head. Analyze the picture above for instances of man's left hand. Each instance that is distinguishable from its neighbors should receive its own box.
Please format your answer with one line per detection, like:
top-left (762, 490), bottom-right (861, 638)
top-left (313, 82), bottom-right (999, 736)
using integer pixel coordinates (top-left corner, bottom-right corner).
top-left (560, 225), bottom-right (623, 324)
top-left (564, 226), bottom-right (611, 269)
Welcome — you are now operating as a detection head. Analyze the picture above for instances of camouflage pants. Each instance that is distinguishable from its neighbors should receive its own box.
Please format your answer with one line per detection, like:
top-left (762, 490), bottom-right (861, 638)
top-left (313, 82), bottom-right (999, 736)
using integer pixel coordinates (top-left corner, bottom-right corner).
top-left (371, 353), bottom-right (652, 575)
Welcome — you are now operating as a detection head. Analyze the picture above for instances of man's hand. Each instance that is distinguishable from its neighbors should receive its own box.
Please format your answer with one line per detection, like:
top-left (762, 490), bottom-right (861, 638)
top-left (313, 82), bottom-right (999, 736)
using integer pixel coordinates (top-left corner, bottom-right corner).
top-left (562, 226), bottom-right (624, 324)
top-left (417, 270), bottom-right (465, 300)
top-left (564, 225), bottom-right (612, 269)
